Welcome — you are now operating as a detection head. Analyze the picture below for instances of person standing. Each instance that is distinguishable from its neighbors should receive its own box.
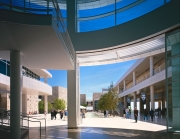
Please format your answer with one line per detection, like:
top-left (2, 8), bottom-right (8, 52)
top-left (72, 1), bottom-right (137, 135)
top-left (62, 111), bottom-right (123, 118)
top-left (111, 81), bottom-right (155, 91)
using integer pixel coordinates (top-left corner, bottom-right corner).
top-left (123, 108), bottom-right (126, 118)
top-left (149, 108), bottom-right (154, 121)
top-left (134, 107), bottom-right (138, 123)
top-left (125, 108), bottom-right (129, 119)
top-left (144, 109), bottom-right (148, 121)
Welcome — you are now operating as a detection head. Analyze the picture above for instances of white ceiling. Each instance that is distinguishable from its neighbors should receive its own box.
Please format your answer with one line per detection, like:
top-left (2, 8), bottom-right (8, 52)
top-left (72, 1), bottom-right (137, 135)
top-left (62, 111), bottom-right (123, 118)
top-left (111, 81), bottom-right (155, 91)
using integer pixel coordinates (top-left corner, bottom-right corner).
top-left (77, 35), bottom-right (165, 66)
top-left (0, 22), bottom-right (74, 70)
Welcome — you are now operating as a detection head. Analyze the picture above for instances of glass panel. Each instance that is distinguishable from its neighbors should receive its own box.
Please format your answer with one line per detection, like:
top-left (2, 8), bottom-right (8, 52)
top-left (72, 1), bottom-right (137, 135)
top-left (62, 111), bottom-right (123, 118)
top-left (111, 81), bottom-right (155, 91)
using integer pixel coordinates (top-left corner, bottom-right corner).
top-left (116, 0), bottom-right (164, 25)
top-left (166, 29), bottom-right (180, 132)
top-left (78, 14), bottom-right (115, 32)
top-left (116, 0), bottom-right (137, 9)
top-left (78, 3), bottom-right (115, 18)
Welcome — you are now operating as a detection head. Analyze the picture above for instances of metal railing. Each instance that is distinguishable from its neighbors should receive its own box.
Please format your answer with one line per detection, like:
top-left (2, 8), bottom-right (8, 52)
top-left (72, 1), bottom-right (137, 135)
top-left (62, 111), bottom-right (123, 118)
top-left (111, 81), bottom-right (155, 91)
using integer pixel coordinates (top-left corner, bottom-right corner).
top-left (0, 0), bottom-right (75, 65)
top-left (0, 108), bottom-right (46, 138)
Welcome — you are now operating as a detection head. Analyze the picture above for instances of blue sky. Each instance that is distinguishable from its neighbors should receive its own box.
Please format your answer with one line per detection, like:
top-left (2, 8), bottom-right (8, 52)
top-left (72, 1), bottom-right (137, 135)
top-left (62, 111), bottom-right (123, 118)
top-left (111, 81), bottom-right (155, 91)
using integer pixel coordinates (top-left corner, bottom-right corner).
top-left (46, 60), bottom-right (136, 100)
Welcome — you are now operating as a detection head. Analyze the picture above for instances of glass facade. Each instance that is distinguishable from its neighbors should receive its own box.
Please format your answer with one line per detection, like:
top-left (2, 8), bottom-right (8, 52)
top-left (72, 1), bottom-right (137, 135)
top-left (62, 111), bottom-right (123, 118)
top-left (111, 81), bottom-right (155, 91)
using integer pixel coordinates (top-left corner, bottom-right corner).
top-left (77, 0), bottom-right (170, 32)
top-left (166, 29), bottom-right (180, 132)
top-left (0, 59), bottom-right (40, 80)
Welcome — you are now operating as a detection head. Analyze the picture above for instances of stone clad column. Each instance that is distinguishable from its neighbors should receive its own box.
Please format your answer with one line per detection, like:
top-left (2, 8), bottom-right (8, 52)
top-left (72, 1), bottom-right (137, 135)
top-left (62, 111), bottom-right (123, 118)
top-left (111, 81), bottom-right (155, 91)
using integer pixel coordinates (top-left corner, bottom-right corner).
top-left (150, 85), bottom-right (154, 110)
top-left (10, 50), bottom-right (21, 139)
top-left (150, 56), bottom-right (154, 77)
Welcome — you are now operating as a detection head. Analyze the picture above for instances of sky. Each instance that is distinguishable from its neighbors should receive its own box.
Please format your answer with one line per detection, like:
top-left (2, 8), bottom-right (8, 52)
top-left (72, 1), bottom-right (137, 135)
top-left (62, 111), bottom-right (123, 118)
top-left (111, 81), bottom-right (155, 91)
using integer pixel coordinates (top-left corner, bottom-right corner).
top-left (45, 60), bottom-right (136, 100)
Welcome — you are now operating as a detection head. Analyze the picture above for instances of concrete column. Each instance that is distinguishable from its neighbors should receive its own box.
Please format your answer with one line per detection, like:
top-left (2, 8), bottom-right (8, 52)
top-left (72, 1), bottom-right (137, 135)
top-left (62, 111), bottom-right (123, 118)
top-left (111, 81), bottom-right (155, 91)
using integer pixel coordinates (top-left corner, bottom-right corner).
top-left (76, 63), bottom-right (81, 125)
top-left (44, 95), bottom-right (48, 113)
top-left (22, 94), bottom-right (27, 114)
top-left (133, 92), bottom-right (137, 107)
top-left (146, 95), bottom-right (150, 111)
top-left (10, 50), bottom-right (21, 139)
top-left (123, 80), bottom-right (126, 91)
top-left (44, 77), bottom-right (48, 84)
top-left (150, 85), bottom-right (155, 110)
top-left (133, 71), bottom-right (136, 86)
top-left (150, 56), bottom-right (154, 77)
top-left (67, 56), bottom-right (78, 128)
top-left (124, 96), bottom-right (127, 108)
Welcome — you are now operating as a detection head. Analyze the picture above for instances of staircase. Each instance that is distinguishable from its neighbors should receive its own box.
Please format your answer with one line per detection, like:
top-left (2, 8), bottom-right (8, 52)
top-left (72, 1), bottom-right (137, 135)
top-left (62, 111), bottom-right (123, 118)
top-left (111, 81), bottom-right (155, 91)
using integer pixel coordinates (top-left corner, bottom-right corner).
top-left (115, 99), bottom-right (124, 117)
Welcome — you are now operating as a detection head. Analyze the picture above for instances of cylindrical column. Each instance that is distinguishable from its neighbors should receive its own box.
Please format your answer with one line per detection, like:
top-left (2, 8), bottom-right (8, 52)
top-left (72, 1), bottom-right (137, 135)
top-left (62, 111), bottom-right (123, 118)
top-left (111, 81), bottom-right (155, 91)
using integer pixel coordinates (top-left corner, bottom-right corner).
top-left (10, 50), bottom-right (21, 139)
top-left (150, 56), bottom-right (154, 77)
top-left (133, 92), bottom-right (137, 107)
top-left (22, 94), bottom-right (27, 114)
top-left (44, 77), bottom-right (48, 84)
top-left (124, 96), bottom-right (127, 108)
top-left (67, 56), bottom-right (78, 128)
top-left (123, 80), bottom-right (126, 91)
top-left (150, 85), bottom-right (154, 110)
top-left (44, 95), bottom-right (48, 113)
top-left (133, 71), bottom-right (136, 86)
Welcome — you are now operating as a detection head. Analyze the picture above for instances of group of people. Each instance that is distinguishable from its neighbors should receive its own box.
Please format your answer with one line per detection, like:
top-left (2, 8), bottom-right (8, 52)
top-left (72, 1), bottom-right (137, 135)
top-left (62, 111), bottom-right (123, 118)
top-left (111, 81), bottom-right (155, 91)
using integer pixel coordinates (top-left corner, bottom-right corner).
top-left (122, 107), bottom-right (160, 123)
top-left (123, 107), bottom-right (138, 122)
top-left (50, 110), bottom-right (68, 120)
top-left (144, 108), bottom-right (155, 121)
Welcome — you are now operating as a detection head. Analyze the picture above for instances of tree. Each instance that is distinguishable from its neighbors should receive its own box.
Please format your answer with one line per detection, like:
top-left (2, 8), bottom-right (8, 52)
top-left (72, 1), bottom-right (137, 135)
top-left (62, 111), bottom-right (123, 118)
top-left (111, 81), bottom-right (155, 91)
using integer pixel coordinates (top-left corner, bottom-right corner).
top-left (81, 103), bottom-right (88, 107)
top-left (39, 101), bottom-right (53, 113)
top-left (53, 99), bottom-right (66, 110)
top-left (38, 101), bottom-right (44, 113)
top-left (48, 102), bottom-right (53, 112)
top-left (97, 82), bottom-right (119, 113)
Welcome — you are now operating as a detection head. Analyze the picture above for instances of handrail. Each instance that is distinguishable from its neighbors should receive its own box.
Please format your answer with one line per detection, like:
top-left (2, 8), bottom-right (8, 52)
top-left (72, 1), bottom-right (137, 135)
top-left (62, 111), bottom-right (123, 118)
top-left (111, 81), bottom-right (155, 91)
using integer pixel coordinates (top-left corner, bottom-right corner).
top-left (0, 108), bottom-right (45, 138)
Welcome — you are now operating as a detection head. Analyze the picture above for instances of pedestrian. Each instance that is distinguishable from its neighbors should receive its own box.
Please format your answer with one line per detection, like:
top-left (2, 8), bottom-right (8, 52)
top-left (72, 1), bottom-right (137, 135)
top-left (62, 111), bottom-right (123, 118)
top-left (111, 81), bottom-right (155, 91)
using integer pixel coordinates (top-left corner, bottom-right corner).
top-left (44, 111), bottom-right (47, 119)
top-left (51, 110), bottom-right (54, 120)
top-left (144, 109), bottom-right (148, 121)
top-left (134, 107), bottom-right (138, 123)
top-left (149, 108), bottom-right (154, 121)
top-left (123, 108), bottom-right (126, 118)
top-left (125, 108), bottom-right (129, 119)
top-left (64, 110), bottom-right (67, 121)
top-left (54, 110), bottom-right (57, 120)
top-left (104, 110), bottom-right (106, 118)
top-left (60, 110), bottom-right (64, 120)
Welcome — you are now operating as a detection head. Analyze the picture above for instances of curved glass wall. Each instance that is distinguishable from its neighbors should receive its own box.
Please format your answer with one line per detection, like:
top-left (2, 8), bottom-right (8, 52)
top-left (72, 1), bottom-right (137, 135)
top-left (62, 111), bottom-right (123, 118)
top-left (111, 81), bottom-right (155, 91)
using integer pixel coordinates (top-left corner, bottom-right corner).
top-left (166, 29), bottom-right (180, 132)
top-left (77, 0), bottom-right (171, 32)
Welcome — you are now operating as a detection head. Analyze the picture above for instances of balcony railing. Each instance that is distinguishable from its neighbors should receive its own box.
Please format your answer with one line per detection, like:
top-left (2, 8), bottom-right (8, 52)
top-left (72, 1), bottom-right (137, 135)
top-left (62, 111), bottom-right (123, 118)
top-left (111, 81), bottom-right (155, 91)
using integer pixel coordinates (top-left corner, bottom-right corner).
top-left (119, 62), bottom-right (167, 94)
top-left (0, 0), bottom-right (75, 65)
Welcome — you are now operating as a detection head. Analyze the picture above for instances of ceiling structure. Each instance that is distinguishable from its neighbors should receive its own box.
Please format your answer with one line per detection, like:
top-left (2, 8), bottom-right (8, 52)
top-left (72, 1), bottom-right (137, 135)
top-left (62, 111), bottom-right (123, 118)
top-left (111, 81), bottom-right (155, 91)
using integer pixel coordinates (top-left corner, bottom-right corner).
top-left (77, 34), bottom-right (165, 66)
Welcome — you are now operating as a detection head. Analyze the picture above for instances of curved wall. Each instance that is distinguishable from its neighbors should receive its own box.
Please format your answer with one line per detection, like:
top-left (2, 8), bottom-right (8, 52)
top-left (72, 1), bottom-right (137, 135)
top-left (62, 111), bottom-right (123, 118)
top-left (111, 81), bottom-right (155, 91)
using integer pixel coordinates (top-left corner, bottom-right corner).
top-left (70, 0), bottom-right (180, 52)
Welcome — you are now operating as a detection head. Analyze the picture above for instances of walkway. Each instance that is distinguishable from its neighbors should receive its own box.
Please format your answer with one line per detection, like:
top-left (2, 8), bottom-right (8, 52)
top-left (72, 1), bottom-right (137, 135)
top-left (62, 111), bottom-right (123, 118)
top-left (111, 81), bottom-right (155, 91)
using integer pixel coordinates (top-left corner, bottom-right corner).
top-left (23, 112), bottom-right (180, 139)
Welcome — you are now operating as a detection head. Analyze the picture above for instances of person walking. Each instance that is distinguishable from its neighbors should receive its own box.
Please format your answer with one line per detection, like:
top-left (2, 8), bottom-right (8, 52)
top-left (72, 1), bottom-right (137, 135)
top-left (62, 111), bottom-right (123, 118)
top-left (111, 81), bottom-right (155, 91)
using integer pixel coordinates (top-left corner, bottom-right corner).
top-left (60, 110), bottom-right (64, 120)
top-left (134, 107), bottom-right (138, 123)
top-left (54, 110), bottom-right (57, 120)
top-left (104, 110), bottom-right (106, 118)
top-left (125, 108), bottom-right (129, 119)
top-left (123, 108), bottom-right (126, 118)
top-left (144, 109), bottom-right (148, 121)
top-left (51, 110), bottom-right (54, 120)
top-left (149, 108), bottom-right (154, 121)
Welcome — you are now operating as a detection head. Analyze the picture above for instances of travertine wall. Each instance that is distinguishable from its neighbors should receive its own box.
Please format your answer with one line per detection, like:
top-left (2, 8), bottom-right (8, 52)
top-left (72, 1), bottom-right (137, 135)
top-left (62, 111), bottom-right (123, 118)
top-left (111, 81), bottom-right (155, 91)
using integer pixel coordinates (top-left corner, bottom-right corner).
top-left (48, 86), bottom-right (67, 104)
top-left (80, 94), bottom-right (86, 105)
top-left (93, 92), bottom-right (102, 110)
top-left (26, 95), bottom-right (38, 114)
